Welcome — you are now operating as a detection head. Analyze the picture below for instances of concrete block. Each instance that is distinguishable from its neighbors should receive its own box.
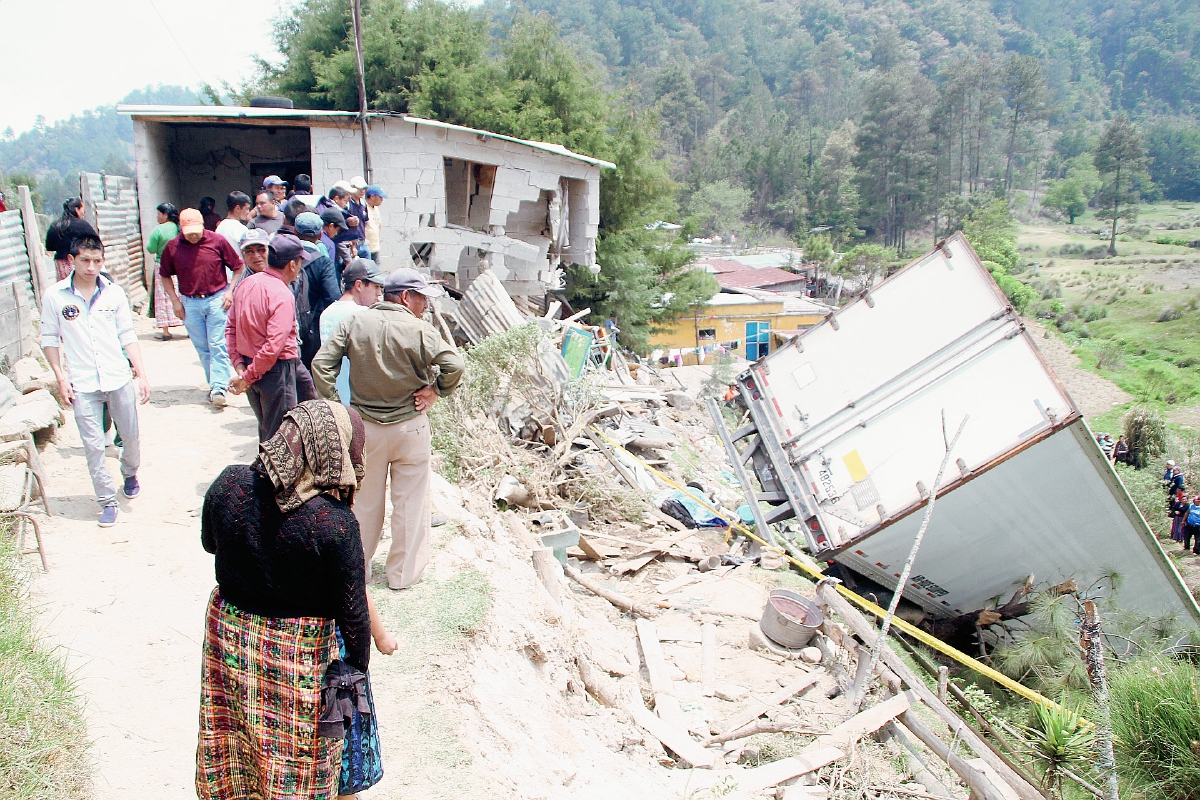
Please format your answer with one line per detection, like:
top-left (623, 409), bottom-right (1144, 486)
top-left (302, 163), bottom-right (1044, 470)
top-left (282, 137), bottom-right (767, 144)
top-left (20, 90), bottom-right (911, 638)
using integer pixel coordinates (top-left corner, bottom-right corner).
top-left (417, 153), bottom-right (442, 169)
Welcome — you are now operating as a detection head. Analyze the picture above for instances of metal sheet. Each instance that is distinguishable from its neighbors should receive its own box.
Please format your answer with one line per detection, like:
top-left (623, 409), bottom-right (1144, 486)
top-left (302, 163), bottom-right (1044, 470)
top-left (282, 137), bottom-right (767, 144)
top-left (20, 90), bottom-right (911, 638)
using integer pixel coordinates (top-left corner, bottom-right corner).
top-left (834, 419), bottom-right (1200, 624)
top-left (734, 232), bottom-right (1200, 625)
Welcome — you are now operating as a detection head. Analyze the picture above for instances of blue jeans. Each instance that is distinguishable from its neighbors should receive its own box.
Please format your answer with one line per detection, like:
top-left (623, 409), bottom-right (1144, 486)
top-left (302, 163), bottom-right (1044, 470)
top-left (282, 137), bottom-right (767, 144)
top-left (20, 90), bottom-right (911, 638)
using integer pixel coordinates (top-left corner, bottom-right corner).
top-left (181, 294), bottom-right (231, 393)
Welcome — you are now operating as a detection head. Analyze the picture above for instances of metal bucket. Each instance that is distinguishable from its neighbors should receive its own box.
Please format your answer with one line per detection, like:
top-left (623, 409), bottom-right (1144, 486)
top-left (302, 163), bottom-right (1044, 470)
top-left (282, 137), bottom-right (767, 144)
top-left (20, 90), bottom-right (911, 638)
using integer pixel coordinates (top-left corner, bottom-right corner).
top-left (759, 589), bottom-right (824, 649)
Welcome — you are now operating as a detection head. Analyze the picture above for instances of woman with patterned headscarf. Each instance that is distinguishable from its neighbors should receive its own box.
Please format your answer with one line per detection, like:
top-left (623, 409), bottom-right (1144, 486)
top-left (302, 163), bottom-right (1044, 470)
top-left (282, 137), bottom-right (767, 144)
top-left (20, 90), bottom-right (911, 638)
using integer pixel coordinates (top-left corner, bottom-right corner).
top-left (196, 400), bottom-right (389, 799)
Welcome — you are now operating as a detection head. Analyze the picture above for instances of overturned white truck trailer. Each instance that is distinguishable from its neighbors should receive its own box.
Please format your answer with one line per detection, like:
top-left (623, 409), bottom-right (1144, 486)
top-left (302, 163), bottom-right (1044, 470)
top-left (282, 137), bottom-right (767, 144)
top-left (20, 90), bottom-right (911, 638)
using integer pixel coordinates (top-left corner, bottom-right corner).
top-left (724, 232), bottom-right (1200, 625)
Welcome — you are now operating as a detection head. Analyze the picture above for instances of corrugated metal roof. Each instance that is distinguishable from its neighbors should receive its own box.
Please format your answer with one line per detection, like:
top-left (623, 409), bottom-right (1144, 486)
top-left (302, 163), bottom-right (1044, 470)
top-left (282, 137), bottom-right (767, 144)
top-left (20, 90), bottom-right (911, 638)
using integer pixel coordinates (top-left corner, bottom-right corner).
top-left (715, 267), bottom-right (809, 290)
top-left (117, 105), bottom-right (616, 169)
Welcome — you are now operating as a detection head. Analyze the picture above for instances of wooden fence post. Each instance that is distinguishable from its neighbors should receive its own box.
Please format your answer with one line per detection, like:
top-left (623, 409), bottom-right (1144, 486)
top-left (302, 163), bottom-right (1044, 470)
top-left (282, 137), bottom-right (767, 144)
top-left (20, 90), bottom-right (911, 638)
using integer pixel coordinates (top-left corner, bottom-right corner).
top-left (17, 186), bottom-right (46, 306)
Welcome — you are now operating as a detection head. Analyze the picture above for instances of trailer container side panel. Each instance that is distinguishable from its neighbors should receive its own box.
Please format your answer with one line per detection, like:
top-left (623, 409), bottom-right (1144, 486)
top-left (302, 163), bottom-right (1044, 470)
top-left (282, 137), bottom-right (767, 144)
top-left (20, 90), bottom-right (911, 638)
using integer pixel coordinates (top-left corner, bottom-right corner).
top-left (734, 232), bottom-right (1200, 625)
top-left (833, 420), bottom-right (1199, 622)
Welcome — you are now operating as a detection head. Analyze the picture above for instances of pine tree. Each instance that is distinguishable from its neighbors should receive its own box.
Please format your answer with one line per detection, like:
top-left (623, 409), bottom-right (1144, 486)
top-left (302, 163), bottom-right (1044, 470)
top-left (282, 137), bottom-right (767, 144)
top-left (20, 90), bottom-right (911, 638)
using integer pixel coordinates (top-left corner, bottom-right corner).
top-left (1094, 116), bottom-right (1147, 256)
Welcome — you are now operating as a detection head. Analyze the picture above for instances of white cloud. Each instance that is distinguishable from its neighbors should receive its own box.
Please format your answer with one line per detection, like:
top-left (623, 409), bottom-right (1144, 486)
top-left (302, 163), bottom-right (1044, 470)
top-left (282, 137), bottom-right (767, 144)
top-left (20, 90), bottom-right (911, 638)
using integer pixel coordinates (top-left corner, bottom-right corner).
top-left (0, 0), bottom-right (285, 134)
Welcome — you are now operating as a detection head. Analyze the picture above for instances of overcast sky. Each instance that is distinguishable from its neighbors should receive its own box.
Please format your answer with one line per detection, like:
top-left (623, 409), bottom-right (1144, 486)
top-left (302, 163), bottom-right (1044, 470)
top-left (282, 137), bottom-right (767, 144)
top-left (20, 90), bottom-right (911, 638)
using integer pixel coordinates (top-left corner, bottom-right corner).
top-left (0, 0), bottom-right (284, 135)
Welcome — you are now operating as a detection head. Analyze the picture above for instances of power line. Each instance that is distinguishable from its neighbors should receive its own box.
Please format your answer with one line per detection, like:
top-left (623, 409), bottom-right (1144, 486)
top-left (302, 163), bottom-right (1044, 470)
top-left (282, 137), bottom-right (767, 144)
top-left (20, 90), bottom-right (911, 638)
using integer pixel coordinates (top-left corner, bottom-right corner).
top-left (145, 0), bottom-right (208, 88)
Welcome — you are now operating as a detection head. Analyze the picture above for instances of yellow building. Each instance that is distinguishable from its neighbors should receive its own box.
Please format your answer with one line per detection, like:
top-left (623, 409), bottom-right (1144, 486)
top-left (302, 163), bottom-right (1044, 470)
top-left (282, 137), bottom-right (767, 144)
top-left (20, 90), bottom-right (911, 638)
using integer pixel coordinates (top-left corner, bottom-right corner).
top-left (648, 291), bottom-right (829, 363)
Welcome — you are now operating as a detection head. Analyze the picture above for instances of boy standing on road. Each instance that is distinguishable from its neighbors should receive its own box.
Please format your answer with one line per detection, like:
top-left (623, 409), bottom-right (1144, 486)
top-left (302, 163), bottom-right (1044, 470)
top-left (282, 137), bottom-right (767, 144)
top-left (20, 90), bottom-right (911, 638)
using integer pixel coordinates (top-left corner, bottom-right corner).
top-left (41, 235), bottom-right (152, 527)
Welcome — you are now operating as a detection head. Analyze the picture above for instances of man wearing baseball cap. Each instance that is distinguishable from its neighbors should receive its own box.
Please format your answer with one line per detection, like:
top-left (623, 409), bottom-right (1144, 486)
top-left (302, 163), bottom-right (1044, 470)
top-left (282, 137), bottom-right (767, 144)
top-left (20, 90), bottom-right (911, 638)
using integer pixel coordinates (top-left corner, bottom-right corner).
top-left (364, 185), bottom-right (387, 263)
top-left (312, 267), bottom-right (463, 589)
top-left (318, 258), bottom-right (385, 404)
top-left (263, 175), bottom-right (288, 208)
top-left (160, 208), bottom-right (244, 406)
top-left (226, 234), bottom-right (313, 441)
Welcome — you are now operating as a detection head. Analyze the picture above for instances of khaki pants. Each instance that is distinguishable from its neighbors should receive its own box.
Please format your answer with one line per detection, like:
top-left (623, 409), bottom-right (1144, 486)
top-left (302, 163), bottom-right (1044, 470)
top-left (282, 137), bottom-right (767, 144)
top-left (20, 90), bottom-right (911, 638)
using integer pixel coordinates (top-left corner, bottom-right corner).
top-left (354, 415), bottom-right (431, 589)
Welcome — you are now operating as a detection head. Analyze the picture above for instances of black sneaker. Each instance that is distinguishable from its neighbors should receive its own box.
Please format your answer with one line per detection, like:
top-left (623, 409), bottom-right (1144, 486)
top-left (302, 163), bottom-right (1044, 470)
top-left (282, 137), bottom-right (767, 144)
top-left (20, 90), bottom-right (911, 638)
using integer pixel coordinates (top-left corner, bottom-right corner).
top-left (122, 476), bottom-right (140, 499)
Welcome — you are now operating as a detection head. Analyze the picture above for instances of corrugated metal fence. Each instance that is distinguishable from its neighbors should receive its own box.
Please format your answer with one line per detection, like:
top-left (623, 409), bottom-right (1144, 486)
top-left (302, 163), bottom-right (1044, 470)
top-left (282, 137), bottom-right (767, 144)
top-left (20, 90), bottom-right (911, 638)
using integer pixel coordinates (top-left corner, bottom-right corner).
top-left (81, 172), bottom-right (147, 309)
top-left (0, 206), bottom-right (40, 369)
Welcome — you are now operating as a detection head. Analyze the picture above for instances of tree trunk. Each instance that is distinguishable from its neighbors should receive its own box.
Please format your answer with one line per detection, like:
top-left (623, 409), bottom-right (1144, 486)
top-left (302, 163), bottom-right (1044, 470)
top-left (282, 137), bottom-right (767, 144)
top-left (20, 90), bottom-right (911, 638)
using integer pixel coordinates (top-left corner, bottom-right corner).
top-left (1108, 163), bottom-right (1121, 256)
top-left (1005, 110), bottom-right (1020, 193)
top-left (1080, 601), bottom-right (1121, 800)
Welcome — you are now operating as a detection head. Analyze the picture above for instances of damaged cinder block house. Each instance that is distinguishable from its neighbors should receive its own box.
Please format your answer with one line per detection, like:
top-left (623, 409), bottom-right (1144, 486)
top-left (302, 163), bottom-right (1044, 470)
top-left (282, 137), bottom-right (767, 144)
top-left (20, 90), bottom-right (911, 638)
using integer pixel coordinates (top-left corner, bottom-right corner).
top-left (119, 105), bottom-right (613, 299)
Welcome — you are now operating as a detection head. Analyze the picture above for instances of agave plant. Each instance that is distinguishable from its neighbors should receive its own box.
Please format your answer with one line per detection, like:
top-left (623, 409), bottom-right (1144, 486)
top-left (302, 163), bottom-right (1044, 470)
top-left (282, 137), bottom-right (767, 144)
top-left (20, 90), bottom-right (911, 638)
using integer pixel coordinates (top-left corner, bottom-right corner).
top-left (1020, 700), bottom-right (1096, 799)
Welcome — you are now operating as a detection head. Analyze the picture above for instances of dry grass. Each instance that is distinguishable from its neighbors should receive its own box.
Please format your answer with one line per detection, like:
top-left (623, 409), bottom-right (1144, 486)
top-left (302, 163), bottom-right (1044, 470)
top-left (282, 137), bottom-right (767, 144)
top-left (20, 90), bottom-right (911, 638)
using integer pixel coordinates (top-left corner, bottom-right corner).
top-left (0, 537), bottom-right (91, 799)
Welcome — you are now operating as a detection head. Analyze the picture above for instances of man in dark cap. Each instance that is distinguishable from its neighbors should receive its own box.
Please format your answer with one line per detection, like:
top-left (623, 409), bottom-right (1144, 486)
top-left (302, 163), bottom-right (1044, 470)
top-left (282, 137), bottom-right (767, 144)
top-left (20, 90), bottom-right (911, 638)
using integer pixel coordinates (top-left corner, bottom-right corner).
top-left (319, 207), bottom-right (349, 274)
top-left (225, 233), bottom-right (313, 441)
top-left (312, 268), bottom-right (464, 589)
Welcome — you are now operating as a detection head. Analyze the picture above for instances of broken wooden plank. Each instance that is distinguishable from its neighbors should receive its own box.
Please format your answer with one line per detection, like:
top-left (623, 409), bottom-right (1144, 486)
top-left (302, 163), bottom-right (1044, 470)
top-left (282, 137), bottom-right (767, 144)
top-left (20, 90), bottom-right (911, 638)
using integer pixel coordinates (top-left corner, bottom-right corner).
top-left (898, 710), bottom-right (1014, 800)
top-left (656, 572), bottom-right (703, 595)
top-left (717, 672), bottom-right (823, 735)
top-left (563, 563), bottom-right (659, 618)
top-left (636, 618), bottom-right (689, 730)
top-left (625, 699), bottom-right (716, 768)
top-left (732, 746), bottom-right (844, 794)
top-left (804, 691), bottom-right (912, 752)
top-left (814, 581), bottom-right (1046, 800)
top-left (574, 534), bottom-right (604, 561)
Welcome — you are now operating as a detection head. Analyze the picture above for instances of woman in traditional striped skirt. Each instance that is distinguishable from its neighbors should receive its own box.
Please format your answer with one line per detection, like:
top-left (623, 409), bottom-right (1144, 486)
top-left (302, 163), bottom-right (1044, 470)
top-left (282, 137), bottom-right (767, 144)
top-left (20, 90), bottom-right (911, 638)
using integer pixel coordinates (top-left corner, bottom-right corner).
top-left (197, 399), bottom-right (387, 799)
top-left (146, 203), bottom-right (185, 340)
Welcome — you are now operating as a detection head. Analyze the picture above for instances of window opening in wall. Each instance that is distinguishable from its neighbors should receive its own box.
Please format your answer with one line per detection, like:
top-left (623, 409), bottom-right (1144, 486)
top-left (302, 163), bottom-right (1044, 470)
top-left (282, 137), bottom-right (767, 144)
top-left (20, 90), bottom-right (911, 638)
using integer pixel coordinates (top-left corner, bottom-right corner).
top-left (443, 157), bottom-right (496, 230)
top-left (698, 328), bottom-right (717, 341)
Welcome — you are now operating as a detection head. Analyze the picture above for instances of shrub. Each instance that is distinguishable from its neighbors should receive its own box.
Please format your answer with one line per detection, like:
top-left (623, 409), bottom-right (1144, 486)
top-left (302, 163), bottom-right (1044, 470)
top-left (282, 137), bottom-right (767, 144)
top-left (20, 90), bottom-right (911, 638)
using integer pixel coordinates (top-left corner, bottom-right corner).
top-left (1157, 306), bottom-right (1182, 322)
top-left (1123, 405), bottom-right (1167, 468)
top-left (1109, 658), bottom-right (1200, 800)
top-left (1096, 343), bottom-right (1126, 371)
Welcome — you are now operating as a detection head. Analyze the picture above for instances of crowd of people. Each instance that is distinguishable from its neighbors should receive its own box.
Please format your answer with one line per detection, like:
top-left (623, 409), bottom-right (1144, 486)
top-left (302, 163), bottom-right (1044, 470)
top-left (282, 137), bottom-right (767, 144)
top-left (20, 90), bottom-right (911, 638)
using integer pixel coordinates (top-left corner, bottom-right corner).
top-left (1163, 460), bottom-right (1200, 555)
top-left (39, 173), bottom-right (462, 798)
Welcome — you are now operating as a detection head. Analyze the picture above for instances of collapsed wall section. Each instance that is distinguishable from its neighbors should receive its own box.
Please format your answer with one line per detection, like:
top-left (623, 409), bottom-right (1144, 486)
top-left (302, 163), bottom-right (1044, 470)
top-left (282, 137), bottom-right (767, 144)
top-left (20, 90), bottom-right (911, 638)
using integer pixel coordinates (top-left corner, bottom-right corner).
top-left (310, 117), bottom-right (602, 297)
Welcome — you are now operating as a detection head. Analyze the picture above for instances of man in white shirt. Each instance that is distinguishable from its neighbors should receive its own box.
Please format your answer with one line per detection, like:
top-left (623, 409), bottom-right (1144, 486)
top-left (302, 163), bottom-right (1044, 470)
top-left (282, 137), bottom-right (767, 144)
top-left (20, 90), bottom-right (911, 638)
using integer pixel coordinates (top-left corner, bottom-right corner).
top-left (318, 258), bottom-right (384, 403)
top-left (41, 234), bottom-right (152, 527)
top-left (215, 191), bottom-right (252, 251)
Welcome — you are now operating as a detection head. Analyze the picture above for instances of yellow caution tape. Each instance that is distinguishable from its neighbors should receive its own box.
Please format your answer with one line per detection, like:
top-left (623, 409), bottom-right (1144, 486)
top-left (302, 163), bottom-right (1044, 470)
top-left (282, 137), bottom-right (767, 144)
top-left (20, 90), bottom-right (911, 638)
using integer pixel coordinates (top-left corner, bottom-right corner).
top-left (590, 426), bottom-right (1067, 714)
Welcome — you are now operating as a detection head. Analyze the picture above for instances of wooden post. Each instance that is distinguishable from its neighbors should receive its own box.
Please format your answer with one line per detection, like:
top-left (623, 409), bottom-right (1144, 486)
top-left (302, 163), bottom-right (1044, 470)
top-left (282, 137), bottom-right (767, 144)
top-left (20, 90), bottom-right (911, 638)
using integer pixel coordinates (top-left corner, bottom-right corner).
top-left (348, 0), bottom-right (372, 182)
top-left (1080, 601), bottom-right (1120, 800)
top-left (530, 546), bottom-right (563, 609)
top-left (17, 186), bottom-right (46, 305)
top-left (937, 665), bottom-right (950, 702)
top-left (12, 283), bottom-right (26, 357)
top-left (815, 580), bottom-right (1046, 800)
top-left (898, 710), bottom-right (1013, 800)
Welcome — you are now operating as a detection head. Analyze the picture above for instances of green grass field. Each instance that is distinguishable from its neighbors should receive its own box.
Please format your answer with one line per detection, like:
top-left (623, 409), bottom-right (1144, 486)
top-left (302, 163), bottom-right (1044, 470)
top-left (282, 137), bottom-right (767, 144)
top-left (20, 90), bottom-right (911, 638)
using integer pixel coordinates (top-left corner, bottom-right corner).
top-left (1018, 202), bottom-right (1200, 410)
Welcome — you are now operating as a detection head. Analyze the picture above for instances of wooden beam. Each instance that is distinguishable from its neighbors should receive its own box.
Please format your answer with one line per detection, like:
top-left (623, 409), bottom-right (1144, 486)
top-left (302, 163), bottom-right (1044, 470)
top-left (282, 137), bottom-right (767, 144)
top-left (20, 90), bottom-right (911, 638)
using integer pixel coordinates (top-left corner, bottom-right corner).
top-left (636, 618), bottom-right (688, 730)
top-left (563, 563), bottom-right (658, 618)
top-left (717, 672), bottom-right (822, 735)
top-left (814, 581), bottom-right (1046, 800)
top-left (804, 691), bottom-right (912, 752)
top-left (898, 710), bottom-right (1012, 800)
top-left (731, 746), bottom-right (844, 795)
top-left (17, 186), bottom-right (46, 305)
top-left (625, 699), bottom-right (716, 768)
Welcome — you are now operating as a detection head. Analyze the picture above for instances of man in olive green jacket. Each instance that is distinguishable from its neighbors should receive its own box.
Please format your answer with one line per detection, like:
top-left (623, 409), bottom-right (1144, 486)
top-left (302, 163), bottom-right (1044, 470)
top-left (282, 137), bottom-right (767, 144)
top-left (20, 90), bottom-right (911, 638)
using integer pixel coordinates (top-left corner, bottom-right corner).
top-left (312, 268), bottom-right (464, 589)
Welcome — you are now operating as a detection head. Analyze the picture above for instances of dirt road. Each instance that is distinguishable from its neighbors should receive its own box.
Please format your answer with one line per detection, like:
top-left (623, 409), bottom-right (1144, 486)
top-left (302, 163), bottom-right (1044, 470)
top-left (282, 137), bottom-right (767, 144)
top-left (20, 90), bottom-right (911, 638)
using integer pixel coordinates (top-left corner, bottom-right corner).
top-left (28, 316), bottom-right (663, 800)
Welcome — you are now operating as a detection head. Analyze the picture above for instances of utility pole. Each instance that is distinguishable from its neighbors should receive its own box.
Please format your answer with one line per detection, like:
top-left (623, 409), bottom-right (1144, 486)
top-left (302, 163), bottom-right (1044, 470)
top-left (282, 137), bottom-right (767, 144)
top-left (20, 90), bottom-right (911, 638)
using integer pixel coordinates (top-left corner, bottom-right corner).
top-left (349, 0), bottom-right (372, 182)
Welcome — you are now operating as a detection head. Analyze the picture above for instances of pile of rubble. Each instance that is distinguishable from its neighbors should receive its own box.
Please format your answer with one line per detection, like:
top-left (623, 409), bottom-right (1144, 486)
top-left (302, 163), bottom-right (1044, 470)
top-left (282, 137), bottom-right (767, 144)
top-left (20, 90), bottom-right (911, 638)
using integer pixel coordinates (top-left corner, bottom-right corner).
top-left (424, 282), bottom-right (1044, 799)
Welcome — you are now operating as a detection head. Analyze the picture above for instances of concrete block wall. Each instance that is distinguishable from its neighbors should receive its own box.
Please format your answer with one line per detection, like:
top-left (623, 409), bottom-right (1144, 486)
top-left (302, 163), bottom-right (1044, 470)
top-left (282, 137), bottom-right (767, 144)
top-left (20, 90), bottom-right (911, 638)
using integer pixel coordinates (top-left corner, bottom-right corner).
top-left (312, 117), bottom-right (603, 289)
top-left (132, 121), bottom-right (182, 255)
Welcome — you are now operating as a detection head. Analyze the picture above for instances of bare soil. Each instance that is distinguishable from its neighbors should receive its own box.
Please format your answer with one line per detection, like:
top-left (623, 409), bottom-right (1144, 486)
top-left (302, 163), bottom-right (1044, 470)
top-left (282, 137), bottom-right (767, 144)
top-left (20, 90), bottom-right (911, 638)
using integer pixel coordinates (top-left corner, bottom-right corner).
top-left (27, 319), bottom-right (941, 799)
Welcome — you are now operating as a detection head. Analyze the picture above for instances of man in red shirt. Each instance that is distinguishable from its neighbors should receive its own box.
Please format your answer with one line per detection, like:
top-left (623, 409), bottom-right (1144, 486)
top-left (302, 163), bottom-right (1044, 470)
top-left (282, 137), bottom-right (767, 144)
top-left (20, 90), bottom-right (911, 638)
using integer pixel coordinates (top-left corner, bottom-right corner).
top-left (225, 233), bottom-right (313, 441)
top-left (160, 208), bottom-right (243, 406)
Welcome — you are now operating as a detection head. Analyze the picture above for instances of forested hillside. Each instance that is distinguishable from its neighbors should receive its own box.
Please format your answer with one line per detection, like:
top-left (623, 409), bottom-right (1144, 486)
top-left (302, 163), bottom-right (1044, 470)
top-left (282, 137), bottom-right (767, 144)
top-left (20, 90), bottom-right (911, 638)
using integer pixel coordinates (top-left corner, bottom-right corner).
top-left (483, 0), bottom-right (1199, 247)
top-left (0, 86), bottom-right (199, 212)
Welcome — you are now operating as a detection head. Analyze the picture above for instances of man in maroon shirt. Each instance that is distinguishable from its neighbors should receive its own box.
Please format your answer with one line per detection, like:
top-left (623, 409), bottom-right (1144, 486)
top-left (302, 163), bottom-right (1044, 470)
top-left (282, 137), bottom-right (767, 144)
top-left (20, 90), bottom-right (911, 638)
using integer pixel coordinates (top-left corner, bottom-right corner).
top-left (226, 234), bottom-right (313, 441)
top-left (160, 208), bottom-right (243, 406)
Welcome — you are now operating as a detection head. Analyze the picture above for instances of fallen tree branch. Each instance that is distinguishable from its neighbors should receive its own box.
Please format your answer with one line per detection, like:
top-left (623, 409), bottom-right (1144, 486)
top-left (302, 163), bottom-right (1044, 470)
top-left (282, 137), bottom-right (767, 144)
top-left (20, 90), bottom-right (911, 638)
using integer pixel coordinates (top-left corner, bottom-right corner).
top-left (564, 563), bottom-right (659, 618)
top-left (702, 717), bottom-right (822, 746)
